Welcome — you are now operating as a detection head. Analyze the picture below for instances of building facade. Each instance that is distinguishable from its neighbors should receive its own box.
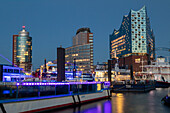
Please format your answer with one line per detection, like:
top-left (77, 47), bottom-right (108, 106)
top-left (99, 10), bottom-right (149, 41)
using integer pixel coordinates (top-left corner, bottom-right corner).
top-left (65, 28), bottom-right (93, 74)
top-left (109, 6), bottom-right (155, 72)
top-left (13, 26), bottom-right (32, 73)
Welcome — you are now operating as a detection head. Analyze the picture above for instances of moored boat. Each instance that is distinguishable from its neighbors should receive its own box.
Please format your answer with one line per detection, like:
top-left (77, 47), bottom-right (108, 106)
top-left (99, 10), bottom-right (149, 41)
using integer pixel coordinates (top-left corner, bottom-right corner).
top-left (0, 81), bottom-right (110, 113)
top-left (134, 56), bottom-right (170, 88)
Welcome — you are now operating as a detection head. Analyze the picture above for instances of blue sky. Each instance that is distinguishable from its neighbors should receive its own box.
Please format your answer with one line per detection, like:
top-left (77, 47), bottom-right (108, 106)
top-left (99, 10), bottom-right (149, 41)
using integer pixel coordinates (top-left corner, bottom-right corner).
top-left (0, 0), bottom-right (170, 69)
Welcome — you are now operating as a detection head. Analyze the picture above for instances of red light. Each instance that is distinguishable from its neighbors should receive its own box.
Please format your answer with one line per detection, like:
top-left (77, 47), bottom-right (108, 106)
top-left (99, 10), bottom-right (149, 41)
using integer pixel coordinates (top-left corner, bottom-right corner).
top-left (22, 26), bottom-right (25, 29)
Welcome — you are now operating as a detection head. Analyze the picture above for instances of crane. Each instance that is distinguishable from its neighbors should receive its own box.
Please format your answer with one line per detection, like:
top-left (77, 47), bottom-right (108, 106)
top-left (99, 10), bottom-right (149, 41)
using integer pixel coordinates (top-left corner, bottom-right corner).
top-left (155, 47), bottom-right (170, 52)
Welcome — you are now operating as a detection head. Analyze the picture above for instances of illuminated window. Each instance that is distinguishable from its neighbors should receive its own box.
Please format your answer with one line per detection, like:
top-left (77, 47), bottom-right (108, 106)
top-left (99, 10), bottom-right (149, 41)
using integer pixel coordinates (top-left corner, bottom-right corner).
top-left (135, 58), bottom-right (140, 63)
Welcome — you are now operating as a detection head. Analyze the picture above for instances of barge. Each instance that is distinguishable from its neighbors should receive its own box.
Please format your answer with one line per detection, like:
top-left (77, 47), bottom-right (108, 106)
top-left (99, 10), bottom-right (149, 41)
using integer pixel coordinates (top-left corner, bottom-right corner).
top-left (0, 81), bottom-right (110, 113)
top-left (111, 80), bottom-right (155, 92)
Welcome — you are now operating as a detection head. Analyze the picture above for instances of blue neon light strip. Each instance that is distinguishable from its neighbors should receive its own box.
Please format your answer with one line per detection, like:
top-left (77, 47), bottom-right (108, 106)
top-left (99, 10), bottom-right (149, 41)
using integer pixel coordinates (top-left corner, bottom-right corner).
top-left (16, 82), bottom-right (110, 86)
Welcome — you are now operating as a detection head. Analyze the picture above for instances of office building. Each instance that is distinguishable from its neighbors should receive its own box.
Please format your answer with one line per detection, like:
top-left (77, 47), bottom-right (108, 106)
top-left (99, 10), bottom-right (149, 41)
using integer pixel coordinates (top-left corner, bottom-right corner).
top-left (65, 28), bottom-right (93, 74)
top-left (109, 6), bottom-right (155, 72)
top-left (12, 26), bottom-right (32, 73)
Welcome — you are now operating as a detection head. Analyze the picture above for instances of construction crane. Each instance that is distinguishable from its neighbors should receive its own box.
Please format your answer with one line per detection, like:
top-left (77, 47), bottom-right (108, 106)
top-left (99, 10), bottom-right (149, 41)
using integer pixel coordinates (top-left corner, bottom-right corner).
top-left (155, 47), bottom-right (170, 52)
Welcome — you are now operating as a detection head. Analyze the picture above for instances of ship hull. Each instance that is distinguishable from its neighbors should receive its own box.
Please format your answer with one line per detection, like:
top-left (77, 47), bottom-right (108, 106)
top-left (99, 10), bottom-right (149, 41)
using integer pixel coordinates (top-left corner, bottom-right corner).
top-left (156, 81), bottom-right (170, 88)
top-left (1, 90), bottom-right (110, 113)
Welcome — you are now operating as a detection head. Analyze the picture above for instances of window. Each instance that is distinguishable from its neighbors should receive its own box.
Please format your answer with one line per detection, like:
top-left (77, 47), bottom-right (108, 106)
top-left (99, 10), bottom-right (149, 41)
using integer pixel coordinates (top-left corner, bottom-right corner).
top-left (89, 34), bottom-right (93, 36)
top-left (8, 69), bottom-right (13, 73)
top-left (3, 69), bottom-right (7, 72)
top-left (14, 69), bottom-right (19, 73)
top-left (135, 58), bottom-right (140, 63)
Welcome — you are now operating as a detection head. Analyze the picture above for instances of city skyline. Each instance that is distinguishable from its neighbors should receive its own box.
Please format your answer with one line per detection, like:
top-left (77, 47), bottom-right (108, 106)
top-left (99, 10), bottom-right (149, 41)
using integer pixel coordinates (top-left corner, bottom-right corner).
top-left (0, 0), bottom-right (170, 70)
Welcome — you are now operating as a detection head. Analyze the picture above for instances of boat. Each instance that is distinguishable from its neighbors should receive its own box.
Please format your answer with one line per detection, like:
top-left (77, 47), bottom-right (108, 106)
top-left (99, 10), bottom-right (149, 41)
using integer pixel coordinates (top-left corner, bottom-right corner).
top-left (161, 94), bottom-right (170, 105)
top-left (0, 81), bottom-right (111, 113)
top-left (134, 56), bottom-right (170, 88)
top-left (161, 74), bottom-right (170, 105)
top-left (111, 80), bottom-right (155, 92)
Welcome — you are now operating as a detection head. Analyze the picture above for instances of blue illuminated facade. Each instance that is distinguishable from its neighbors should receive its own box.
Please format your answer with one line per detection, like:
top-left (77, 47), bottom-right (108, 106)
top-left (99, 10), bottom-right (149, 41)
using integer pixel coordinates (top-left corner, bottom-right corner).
top-left (0, 64), bottom-right (31, 82)
top-left (110, 6), bottom-right (155, 59)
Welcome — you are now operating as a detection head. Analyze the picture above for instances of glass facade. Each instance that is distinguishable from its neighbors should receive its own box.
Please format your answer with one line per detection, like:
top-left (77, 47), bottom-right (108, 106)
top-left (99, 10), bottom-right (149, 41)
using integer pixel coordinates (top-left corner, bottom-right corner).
top-left (110, 6), bottom-right (155, 59)
top-left (66, 28), bottom-right (93, 74)
top-left (13, 26), bottom-right (32, 73)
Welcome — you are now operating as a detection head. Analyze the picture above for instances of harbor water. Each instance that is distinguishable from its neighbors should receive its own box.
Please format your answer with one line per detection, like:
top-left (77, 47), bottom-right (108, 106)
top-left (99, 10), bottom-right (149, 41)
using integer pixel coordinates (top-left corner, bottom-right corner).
top-left (45, 88), bottom-right (170, 113)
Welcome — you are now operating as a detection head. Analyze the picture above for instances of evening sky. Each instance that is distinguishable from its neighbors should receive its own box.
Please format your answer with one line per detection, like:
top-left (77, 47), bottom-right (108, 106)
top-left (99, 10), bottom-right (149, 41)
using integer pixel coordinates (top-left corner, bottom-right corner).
top-left (0, 0), bottom-right (170, 70)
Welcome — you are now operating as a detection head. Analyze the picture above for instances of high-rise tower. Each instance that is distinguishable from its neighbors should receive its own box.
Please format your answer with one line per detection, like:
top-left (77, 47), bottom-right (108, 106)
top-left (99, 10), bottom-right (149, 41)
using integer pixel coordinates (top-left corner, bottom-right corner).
top-left (109, 6), bottom-right (155, 72)
top-left (13, 26), bottom-right (32, 73)
top-left (65, 28), bottom-right (93, 74)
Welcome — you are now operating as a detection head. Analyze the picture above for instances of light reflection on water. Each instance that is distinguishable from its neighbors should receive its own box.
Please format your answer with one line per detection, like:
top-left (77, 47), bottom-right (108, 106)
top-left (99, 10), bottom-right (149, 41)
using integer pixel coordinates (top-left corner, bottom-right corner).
top-left (45, 88), bottom-right (170, 113)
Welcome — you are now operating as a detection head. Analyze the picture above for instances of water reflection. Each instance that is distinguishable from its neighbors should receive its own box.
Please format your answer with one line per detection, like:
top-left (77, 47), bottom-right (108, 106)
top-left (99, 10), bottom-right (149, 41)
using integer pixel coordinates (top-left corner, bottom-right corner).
top-left (104, 101), bottom-right (112, 113)
top-left (111, 93), bottom-right (124, 113)
top-left (82, 101), bottom-right (112, 113)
